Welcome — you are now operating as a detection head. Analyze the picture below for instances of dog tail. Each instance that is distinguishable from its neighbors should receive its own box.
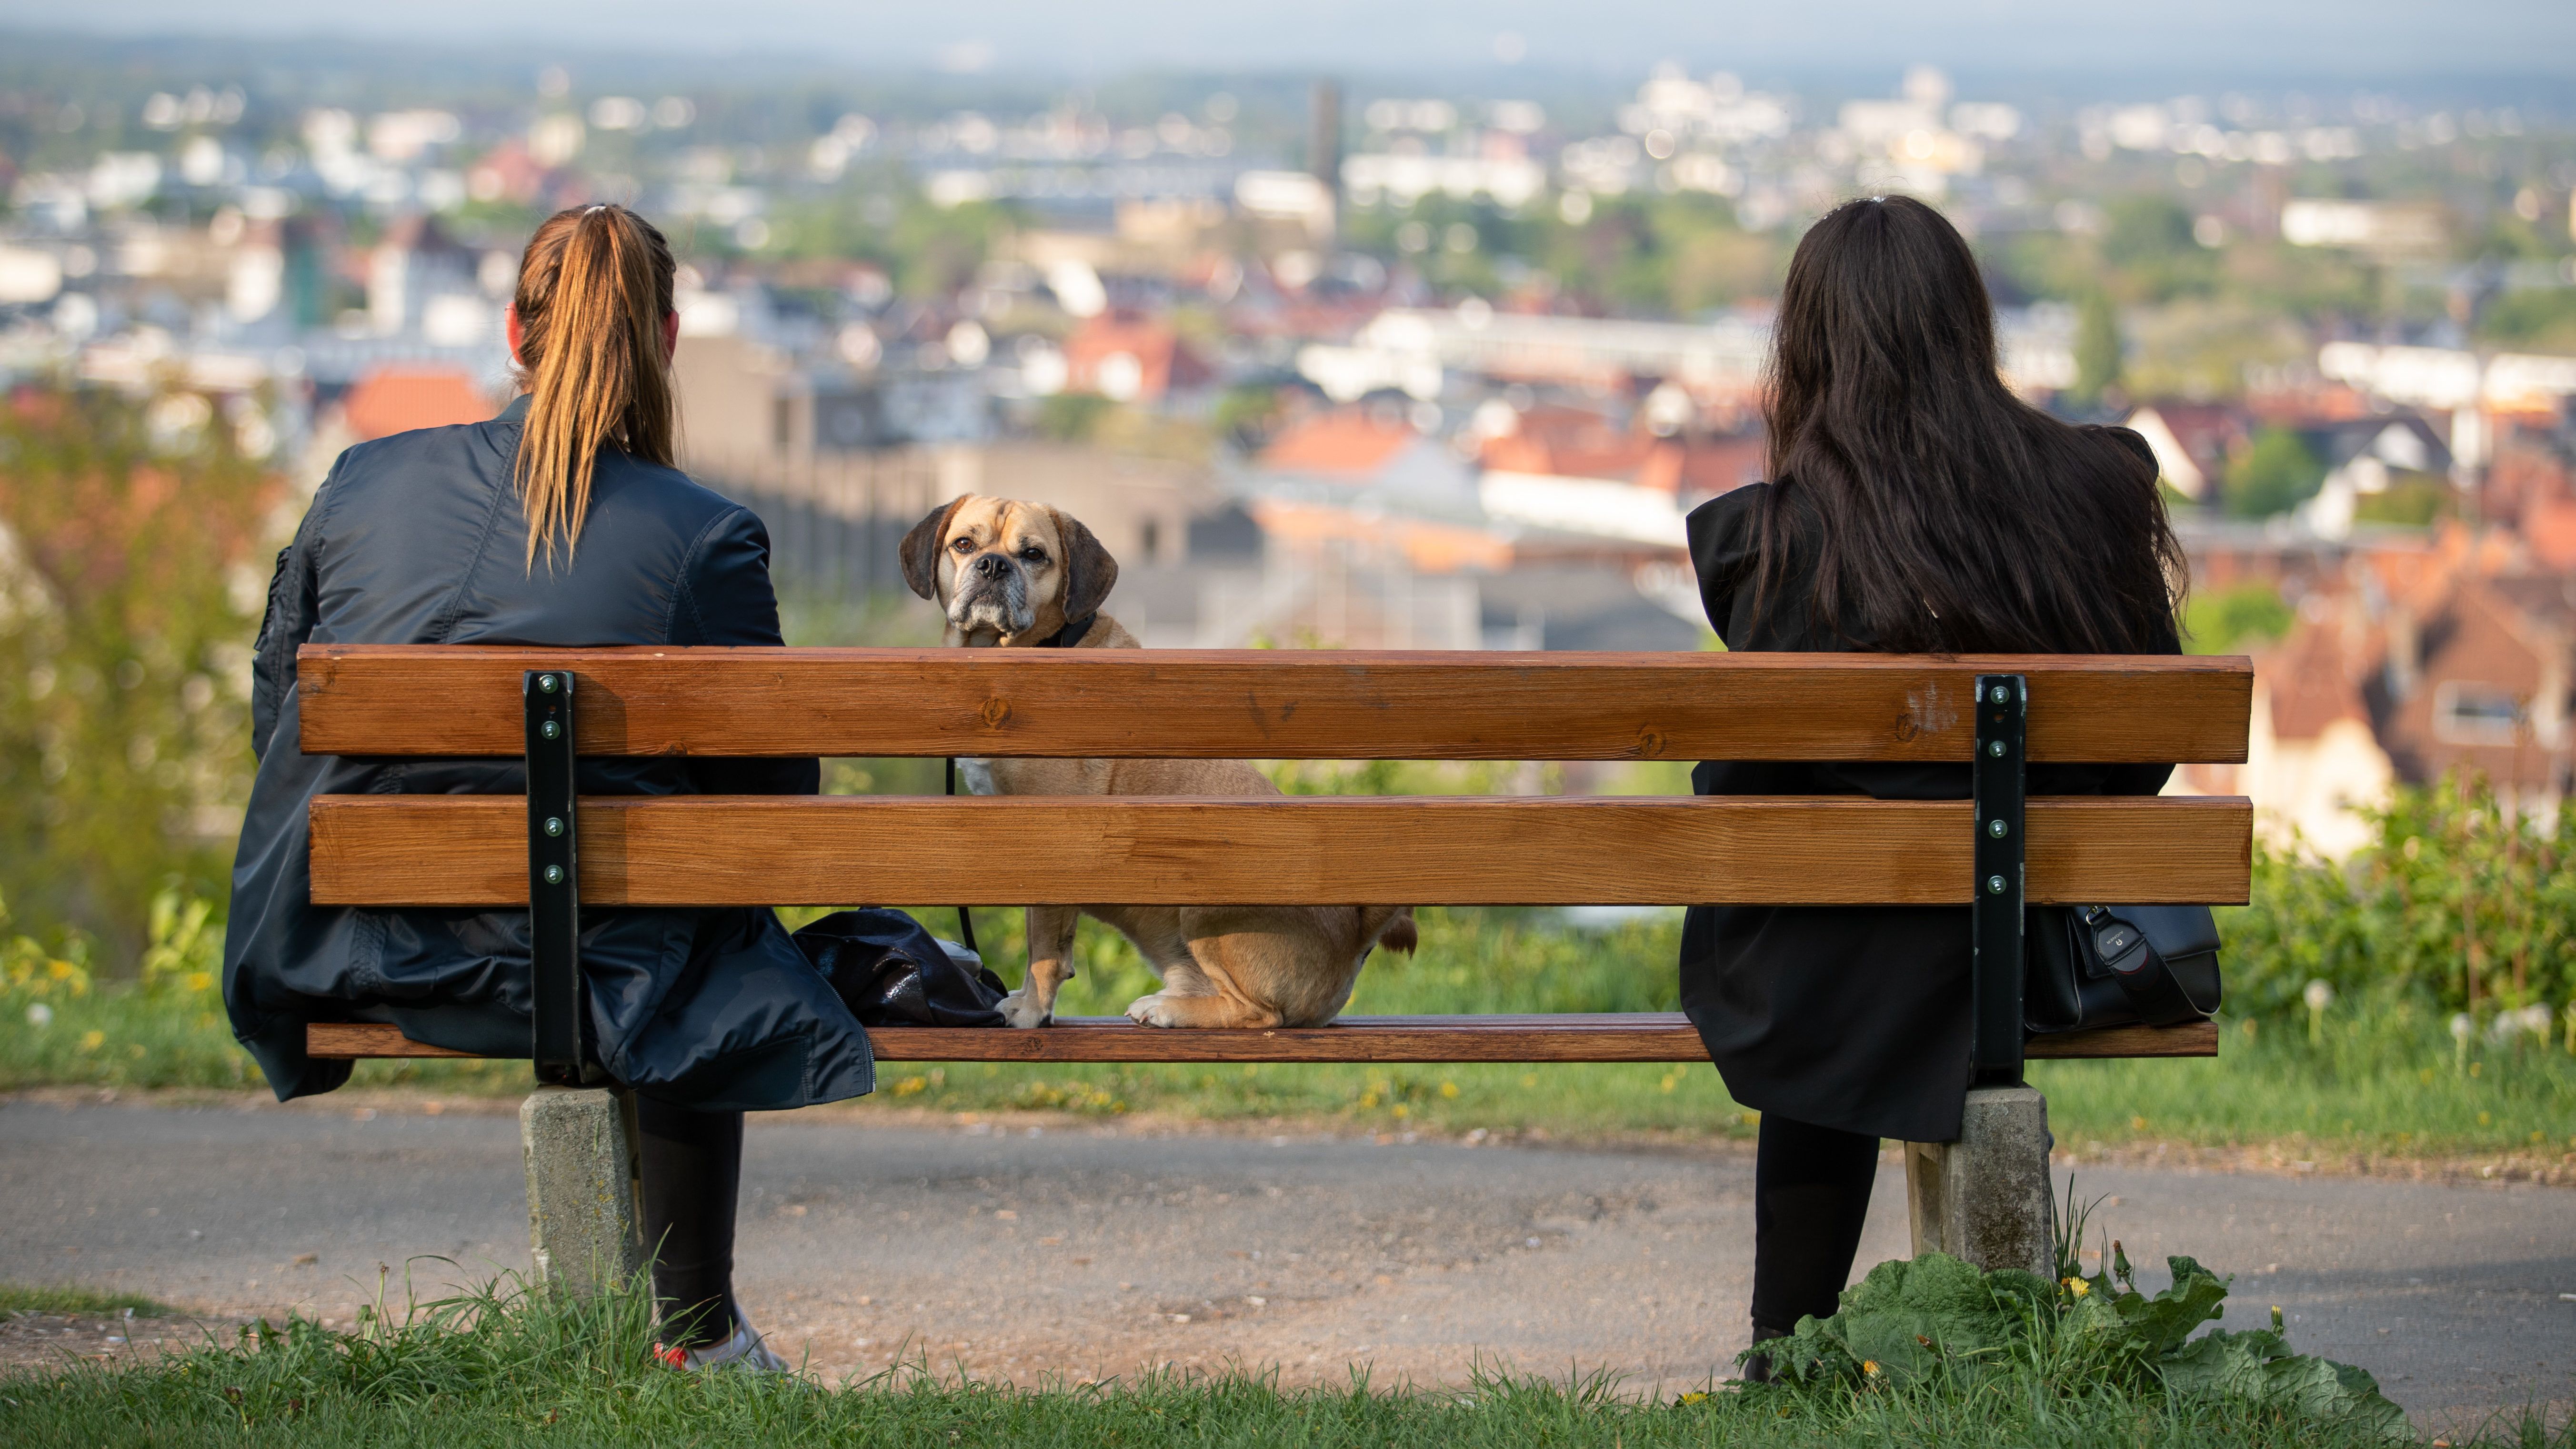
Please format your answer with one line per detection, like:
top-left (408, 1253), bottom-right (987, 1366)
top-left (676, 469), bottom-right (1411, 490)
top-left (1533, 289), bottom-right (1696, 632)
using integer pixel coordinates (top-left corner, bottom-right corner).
top-left (1369, 908), bottom-right (1419, 956)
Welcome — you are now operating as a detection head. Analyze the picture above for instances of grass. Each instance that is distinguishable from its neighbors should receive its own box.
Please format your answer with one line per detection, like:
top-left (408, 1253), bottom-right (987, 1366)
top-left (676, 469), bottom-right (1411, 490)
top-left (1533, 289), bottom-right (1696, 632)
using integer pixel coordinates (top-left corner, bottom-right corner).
top-left (0, 1273), bottom-right (2559, 1448)
top-left (0, 1284), bottom-right (170, 1318)
top-left (6, 906), bottom-right (2574, 1164)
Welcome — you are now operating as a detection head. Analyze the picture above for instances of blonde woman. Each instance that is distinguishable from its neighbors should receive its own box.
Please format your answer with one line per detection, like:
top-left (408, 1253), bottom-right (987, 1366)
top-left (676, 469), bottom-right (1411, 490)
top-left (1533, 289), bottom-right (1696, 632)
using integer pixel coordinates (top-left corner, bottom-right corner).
top-left (225, 205), bottom-right (868, 1370)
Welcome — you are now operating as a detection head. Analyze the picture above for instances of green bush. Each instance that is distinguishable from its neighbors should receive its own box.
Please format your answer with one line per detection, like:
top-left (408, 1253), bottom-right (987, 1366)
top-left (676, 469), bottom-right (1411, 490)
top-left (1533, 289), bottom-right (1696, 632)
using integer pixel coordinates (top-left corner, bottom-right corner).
top-left (0, 387), bottom-right (270, 957)
top-left (2225, 428), bottom-right (2327, 518)
top-left (2223, 775), bottom-right (2574, 1025)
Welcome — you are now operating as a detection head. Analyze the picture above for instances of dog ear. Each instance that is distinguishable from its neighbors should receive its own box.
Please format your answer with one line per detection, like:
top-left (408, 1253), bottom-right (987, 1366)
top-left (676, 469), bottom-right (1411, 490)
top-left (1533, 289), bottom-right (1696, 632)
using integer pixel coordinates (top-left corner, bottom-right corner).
top-left (898, 496), bottom-right (969, 601)
top-left (1050, 508), bottom-right (1120, 624)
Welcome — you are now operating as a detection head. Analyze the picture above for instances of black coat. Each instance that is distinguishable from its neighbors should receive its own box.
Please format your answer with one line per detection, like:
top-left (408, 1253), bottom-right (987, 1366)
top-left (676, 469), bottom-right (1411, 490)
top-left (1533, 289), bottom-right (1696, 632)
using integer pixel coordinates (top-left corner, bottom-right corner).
top-left (1678, 445), bottom-right (2175, 1144)
top-left (222, 396), bottom-right (876, 1111)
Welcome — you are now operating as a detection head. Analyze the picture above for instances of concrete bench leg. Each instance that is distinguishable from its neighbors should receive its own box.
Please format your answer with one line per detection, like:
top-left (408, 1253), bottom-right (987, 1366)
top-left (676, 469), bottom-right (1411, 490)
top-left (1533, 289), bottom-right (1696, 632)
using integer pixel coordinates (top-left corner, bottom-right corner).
top-left (1902, 1085), bottom-right (2055, 1279)
top-left (520, 1086), bottom-right (644, 1297)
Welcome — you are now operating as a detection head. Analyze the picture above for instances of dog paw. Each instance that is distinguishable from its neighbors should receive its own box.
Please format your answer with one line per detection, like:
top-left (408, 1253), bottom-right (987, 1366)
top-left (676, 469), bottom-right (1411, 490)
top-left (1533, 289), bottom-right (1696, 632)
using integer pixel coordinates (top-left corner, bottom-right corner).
top-left (997, 990), bottom-right (1052, 1029)
top-left (1124, 992), bottom-right (1175, 1027)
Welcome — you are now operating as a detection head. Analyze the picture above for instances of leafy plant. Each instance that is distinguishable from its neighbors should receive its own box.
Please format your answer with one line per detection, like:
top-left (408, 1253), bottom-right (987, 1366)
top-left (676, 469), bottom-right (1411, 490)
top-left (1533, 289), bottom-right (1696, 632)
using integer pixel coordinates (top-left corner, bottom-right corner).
top-left (1750, 1252), bottom-right (2409, 1441)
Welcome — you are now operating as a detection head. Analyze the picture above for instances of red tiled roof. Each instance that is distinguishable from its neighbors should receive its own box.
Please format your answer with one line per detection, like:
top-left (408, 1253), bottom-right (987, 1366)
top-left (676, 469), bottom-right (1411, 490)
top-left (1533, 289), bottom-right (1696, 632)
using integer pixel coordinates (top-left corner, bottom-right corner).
top-left (1062, 312), bottom-right (1212, 401)
top-left (1256, 411), bottom-right (1417, 477)
top-left (2258, 616), bottom-right (2370, 742)
top-left (343, 367), bottom-right (492, 441)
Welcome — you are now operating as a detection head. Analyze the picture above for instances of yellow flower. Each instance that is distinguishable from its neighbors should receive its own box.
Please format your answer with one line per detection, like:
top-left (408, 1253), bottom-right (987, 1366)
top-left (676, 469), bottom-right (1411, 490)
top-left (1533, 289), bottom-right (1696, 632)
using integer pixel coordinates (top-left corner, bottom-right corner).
top-left (2065, 1277), bottom-right (2091, 1297)
top-left (1438, 1080), bottom-right (1458, 1099)
top-left (1862, 1360), bottom-right (1882, 1377)
top-left (79, 1029), bottom-right (104, 1052)
top-left (1676, 1391), bottom-right (1709, 1406)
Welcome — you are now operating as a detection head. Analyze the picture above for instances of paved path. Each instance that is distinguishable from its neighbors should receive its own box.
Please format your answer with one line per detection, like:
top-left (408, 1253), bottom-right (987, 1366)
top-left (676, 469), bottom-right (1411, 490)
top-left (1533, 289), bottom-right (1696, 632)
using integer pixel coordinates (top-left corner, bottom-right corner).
top-left (2, 1097), bottom-right (2569, 1428)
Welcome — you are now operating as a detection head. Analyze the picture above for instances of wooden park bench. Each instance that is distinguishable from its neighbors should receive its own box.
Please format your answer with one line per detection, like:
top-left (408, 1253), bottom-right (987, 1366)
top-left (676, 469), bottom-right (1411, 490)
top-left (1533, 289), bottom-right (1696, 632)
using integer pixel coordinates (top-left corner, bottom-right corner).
top-left (299, 644), bottom-right (2249, 1294)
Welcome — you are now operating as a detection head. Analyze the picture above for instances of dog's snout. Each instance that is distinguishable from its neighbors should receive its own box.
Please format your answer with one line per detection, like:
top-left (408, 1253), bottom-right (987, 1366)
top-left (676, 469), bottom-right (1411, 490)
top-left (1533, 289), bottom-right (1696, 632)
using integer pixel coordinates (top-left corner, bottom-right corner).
top-left (971, 553), bottom-right (1013, 580)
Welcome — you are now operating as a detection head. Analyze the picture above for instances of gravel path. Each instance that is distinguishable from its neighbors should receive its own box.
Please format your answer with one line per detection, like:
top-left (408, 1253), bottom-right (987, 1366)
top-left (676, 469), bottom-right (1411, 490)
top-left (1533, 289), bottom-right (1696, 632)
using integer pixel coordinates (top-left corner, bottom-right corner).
top-left (2, 1096), bottom-right (2568, 1428)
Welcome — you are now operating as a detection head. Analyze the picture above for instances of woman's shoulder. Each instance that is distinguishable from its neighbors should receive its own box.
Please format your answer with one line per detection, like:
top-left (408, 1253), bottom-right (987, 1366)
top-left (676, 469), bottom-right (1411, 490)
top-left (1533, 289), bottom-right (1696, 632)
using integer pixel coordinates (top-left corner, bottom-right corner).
top-left (1684, 481), bottom-right (1773, 565)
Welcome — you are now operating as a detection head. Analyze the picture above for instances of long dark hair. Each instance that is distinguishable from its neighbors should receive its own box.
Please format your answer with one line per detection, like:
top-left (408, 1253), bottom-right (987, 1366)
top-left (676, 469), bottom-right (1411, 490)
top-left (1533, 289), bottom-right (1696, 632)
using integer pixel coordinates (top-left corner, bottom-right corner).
top-left (1753, 196), bottom-right (2181, 654)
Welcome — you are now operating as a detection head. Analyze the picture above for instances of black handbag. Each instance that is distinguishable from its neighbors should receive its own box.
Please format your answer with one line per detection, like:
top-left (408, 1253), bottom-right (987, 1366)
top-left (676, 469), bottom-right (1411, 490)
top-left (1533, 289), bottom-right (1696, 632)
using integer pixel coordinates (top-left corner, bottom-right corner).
top-left (2025, 904), bottom-right (2223, 1034)
top-left (792, 908), bottom-right (1012, 1028)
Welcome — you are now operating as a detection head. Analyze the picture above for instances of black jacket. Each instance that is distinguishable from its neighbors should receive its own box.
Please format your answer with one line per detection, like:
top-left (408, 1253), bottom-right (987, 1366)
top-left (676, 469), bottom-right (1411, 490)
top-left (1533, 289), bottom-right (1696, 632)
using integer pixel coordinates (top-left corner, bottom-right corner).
top-left (1678, 436), bottom-right (2175, 1143)
top-left (222, 396), bottom-right (875, 1110)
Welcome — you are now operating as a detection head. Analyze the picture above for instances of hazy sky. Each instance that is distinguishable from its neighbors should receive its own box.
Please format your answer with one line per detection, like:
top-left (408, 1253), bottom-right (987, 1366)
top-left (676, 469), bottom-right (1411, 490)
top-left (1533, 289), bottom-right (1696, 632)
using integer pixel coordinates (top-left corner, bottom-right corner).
top-left (9, 0), bottom-right (2574, 80)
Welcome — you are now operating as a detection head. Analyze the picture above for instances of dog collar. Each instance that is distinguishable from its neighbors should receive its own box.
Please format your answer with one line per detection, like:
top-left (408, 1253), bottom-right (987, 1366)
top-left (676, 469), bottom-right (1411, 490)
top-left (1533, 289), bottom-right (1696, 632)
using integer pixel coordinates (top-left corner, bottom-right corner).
top-left (1037, 613), bottom-right (1096, 648)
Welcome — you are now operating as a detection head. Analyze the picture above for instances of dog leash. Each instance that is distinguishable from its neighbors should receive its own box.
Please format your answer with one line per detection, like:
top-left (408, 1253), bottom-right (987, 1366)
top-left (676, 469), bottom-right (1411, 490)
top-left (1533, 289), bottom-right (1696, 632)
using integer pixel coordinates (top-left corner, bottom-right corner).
top-left (943, 755), bottom-right (978, 957)
top-left (945, 613), bottom-right (1093, 957)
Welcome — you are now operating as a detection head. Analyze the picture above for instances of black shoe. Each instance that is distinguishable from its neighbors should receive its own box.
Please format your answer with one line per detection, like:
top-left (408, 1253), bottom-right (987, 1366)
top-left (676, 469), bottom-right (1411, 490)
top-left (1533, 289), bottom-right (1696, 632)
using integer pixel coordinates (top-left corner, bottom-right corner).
top-left (1743, 1320), bottom-right (1791, 1384)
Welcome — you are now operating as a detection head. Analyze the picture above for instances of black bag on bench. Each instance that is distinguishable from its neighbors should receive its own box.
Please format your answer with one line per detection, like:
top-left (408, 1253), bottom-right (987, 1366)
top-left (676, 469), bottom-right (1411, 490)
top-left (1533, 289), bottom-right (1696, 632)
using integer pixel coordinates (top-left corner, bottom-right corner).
top-left (794, 909), bottom-right (1012, 1028)
top-left (2025, 905), bottom-right (2223, 1035)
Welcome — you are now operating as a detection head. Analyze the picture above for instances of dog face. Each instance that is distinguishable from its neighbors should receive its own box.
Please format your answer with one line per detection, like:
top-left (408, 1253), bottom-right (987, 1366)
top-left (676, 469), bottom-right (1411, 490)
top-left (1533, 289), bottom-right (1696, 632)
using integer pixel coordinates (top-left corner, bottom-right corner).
top-left (900, 495), bottom-right (1119, 644)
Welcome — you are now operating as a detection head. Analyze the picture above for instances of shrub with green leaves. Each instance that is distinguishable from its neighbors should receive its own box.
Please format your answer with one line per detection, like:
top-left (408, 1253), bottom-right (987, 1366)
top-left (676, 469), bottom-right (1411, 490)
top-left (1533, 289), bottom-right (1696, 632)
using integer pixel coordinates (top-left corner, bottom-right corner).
top-left (1754, 1252), bottom-right (2408, 1443)
top-left (2225, 773), bottom-right (2573, 1023)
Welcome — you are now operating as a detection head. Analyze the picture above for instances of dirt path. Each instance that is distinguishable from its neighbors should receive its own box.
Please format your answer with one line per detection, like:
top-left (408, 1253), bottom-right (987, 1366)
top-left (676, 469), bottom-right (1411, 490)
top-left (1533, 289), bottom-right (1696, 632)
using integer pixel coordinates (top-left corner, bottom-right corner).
top-left (3, 1097), bottom-right (2569, 1428)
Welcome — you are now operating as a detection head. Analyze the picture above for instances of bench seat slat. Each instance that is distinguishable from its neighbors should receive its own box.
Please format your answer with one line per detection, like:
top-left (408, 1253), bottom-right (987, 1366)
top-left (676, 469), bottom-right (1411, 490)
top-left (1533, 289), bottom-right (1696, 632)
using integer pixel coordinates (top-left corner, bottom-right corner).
top-left (295, 646), bottom-right (2252, 765)
top-left (305, 1016), bottom-right (2216, 1064)
top-left (307, 794), bottom-right (2251, 908)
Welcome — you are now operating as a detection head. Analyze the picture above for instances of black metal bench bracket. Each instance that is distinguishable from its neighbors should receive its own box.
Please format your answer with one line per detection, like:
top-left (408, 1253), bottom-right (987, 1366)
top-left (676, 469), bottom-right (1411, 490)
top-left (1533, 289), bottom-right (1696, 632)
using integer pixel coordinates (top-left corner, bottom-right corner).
top-left (1970, 674), bottom-right (2027, 1087)
top-left (525, 670), bottom-right (585, 1085)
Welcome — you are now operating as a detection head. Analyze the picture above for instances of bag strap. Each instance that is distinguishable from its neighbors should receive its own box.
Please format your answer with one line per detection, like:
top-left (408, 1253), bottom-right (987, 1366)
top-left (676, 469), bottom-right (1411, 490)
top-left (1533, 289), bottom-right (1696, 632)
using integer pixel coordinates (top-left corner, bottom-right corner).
top-left (944, 756), bottom-right (978, 956)
top-left (2079, 906), bottom-right (2201, 1027)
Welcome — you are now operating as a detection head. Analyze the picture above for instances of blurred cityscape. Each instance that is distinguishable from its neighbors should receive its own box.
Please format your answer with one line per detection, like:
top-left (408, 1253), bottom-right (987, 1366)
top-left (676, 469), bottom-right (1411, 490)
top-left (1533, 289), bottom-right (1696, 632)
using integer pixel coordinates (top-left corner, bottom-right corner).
top-left (3, 36), bottom-right (2575, 851)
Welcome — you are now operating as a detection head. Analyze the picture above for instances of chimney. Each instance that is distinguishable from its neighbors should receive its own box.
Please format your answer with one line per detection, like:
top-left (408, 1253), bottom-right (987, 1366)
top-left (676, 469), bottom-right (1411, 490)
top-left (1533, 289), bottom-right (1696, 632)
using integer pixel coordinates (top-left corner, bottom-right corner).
top-left (1308, 80), bottom-right (1343, 216)
top-left (2384, 605), bottom-right (2419, 703)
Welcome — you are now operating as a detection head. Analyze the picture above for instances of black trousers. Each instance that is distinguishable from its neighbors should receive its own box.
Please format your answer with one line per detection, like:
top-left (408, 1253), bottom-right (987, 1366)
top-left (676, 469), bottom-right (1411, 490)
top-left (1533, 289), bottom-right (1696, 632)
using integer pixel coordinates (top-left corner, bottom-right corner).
top-left (635, 1094), bottom-right (743, 1347)
top-left (1751, 1112), bottom-right (1880, 1335)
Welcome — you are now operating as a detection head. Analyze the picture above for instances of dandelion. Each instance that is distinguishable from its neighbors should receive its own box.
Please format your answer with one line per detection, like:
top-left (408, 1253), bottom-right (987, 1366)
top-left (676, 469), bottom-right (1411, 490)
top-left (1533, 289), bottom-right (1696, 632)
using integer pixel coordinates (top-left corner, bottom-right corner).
top-left (24, 1003), bottom-right (50, 1028)
top-left (2064, 1277), bottom-right (2091, 1298)
top-left (1861, 1360), bottom-right (1882, 1377)
top-left (79, 1029), bottom-right (104, 1052)
top-left (1438, 1080), bottom-right (1458, 1099)
top-left (1675, 1391), bottom-right (1709, 1406)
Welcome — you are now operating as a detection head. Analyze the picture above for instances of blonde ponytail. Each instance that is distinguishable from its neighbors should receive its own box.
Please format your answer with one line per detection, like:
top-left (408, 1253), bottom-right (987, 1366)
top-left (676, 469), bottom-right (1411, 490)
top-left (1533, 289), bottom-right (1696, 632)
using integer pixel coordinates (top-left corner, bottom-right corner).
top-left (509, 204), bottom-right (678, 569)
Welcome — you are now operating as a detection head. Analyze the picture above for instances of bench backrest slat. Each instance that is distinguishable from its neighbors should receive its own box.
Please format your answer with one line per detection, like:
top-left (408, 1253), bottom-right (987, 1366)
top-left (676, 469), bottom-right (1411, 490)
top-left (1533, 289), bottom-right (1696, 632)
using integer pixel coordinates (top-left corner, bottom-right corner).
top-left (306, 795), bottom-right (2251, 908)
top-left (296, 646), bottom-right (2252, 764)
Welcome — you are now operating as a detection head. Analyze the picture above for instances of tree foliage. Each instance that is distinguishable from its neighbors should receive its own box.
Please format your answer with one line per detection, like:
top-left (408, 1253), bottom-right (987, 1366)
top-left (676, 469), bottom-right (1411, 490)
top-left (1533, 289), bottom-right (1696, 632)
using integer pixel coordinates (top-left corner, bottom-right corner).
top-left (2223, 427), bottom-right (2326, 518)
top-left (0, 387), bottom-right (272, 960)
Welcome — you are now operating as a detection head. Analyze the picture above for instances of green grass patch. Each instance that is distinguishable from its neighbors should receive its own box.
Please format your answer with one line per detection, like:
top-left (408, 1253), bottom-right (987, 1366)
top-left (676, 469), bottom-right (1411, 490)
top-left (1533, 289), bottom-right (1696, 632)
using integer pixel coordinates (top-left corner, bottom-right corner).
top-left (1, 1271), bottom-right (2557, 1447)
top-left (0, 1283), bottom-right (170, 1318)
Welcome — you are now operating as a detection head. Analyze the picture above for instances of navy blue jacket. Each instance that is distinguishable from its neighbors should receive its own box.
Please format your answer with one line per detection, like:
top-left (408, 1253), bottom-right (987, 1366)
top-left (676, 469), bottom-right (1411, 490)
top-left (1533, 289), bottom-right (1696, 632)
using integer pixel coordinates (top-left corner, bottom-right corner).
top-left (223, 395), bottom-right (875, 1110)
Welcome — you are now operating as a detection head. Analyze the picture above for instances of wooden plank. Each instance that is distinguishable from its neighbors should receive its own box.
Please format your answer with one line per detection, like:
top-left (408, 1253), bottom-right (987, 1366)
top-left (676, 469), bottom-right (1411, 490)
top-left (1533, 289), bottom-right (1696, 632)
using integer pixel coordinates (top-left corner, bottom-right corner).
top-left (308, 794), bottom-right (2250, 908)
top-left (304, 1016), bottom-right (2218, 1063)
top-left (305, 1023), bottom-right (482, 1059)
top-left (297, 646), bottom-right (2252, 764)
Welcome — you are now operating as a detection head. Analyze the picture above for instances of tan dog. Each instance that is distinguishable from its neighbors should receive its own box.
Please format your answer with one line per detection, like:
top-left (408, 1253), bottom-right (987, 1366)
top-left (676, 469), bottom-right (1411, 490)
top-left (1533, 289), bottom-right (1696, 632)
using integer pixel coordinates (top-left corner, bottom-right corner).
top-left (900, 494), bottom-right (1416, 1029)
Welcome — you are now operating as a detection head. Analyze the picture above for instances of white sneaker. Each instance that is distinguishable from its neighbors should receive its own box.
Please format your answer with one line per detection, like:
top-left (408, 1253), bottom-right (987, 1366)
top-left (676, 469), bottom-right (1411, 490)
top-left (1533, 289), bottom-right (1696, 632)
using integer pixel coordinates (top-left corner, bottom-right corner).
top-left (655, 1316), bottom-right (788, 1373)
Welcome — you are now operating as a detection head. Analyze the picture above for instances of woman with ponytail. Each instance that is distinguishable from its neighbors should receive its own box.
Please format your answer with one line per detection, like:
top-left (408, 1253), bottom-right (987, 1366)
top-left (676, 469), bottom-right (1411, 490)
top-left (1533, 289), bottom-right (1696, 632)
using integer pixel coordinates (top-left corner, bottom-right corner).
top-left (225, 205), bottom-right (873, 1370)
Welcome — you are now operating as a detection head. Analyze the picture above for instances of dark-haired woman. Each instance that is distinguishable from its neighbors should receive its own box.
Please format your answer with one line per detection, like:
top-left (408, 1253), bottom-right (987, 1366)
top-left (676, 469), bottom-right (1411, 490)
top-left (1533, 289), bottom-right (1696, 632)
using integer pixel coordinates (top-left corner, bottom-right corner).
top-left (224, 205), bottom-right (873, 1369)
top-left (1680, 196), bottom-right (2183, 1369)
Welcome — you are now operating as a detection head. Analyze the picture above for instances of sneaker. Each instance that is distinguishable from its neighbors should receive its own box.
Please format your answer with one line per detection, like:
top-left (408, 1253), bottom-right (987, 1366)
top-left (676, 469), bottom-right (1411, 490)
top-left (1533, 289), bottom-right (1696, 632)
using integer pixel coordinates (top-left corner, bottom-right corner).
top-left (654, 1317), bottom-right (788, 1374)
